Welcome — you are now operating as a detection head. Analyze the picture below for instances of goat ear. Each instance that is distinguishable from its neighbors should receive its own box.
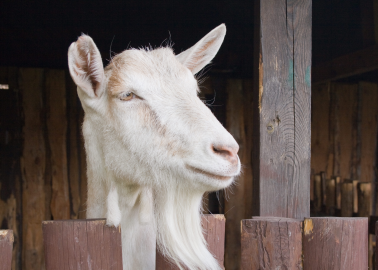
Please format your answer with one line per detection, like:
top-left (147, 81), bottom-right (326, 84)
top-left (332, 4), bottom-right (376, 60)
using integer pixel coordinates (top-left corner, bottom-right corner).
top-left (176, 24), bottom-right (226, 75)
top-left (68, 34), bottom-right (105, 98)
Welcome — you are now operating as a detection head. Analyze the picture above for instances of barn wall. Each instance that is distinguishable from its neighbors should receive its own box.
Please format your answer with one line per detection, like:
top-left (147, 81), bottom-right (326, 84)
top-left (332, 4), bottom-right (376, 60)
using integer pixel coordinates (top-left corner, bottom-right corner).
top-left (1, 66), bottom-right (378, 269)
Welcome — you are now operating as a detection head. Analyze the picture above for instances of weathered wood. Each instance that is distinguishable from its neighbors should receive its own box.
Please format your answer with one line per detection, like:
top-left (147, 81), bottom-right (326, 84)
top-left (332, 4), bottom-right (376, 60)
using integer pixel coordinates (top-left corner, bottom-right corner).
top-left (42, 219), bottom-right (122, 270)
top-left (352, 180), bottom-right (359, 214)
top-left (224, 79), bottom-right (252, 270)
top-left (240, 217), bottom-right (302, 270)
top-left (156, 214), bottom-right (225, 270)
top-left (326, 178), bottom-right (336, 215)
top-left (333, 84), bottom-right (358, 181)
top-left (335, 176), bottom-right (341, 209)
top-left (19, 68), bottom-right (46, 270)
top-left (303, 217), bottom-right (368, 270)
top-left (320, 172), bottom-right (327, 206)
top-left (313, 174), bottom-right (322, 212)
top-left (311, 84), bottom-right (331, 177)
top-left (359, 82), bottom-right (378, 215)
top-left (312, 45), bottom-right (378, 84)
top-left (358, 182), bottom-right (372, 217)
top-left (252, 0), bottom-right (311, 219)
top-left (341, 181), bottom-right (353, 217)
top-left (67, 73), bottom-right (81, 219)
top-left (46, 69), bottom-right (70, 220)
top-left (0, 230), bottom-right (14, 270)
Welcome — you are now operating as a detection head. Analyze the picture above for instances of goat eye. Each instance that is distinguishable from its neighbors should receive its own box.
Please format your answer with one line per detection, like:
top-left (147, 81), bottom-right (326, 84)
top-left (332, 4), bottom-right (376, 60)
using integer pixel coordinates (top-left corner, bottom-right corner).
top-left (119, 92), bottom-right (134, 101)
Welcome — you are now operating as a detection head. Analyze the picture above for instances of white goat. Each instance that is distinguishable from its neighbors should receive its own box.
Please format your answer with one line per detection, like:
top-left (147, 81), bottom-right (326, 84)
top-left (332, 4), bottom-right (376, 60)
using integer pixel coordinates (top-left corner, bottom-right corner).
top-left (68, 24), bottom-right (240, 270)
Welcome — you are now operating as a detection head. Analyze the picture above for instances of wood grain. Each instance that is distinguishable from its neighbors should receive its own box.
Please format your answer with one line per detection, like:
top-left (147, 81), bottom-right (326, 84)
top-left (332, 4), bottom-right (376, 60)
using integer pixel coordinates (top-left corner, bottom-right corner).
top-left (19, 68), bottom-right (46, 270)
top-left (66, 73), bottom-right (81, 219)
top-left (224, 79), bottom-right (251, 270)
top-left (303, 217), bottom-right (368, 270)
top-left (0, 230), bottom-right (14, 270)
top-left (241, 217), bottom-right (302, 270)
top-left (156, 214), bottom-right (225, 270)
top-left (341, 181), bottom-right (353, 217)
top-left (42, 219), bottom-right (122, 270)
top-left (46, 69), bottom-right (70, 220)
top-left (252, 0), bottom-right (311, 219)
top-left (326, 178), bottom-right (336, 215)
top-left (357, 182), bottom-right (372, 217)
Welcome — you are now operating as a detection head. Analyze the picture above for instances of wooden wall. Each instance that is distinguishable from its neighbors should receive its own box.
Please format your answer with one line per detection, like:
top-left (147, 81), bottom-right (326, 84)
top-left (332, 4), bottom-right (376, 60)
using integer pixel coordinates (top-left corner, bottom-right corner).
top-left (1, 66), bottom-right (378, 269)
top-left (0, 67), bottom-right (87, 270)
top-left (311, 81), bottom-right (378, 215)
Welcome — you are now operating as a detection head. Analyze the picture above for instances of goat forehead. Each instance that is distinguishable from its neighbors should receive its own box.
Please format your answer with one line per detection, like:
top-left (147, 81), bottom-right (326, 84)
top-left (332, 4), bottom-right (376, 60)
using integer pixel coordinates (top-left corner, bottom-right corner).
top-left (106, 47), bottom-right (194, 95)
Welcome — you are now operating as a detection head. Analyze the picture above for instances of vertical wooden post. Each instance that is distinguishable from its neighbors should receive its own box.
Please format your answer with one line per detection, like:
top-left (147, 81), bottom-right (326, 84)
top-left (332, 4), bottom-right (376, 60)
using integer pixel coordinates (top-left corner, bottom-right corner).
top-left (42, 219), bottom-right (122, 270)
top-left (0, 230), bottom-right (13, 270)
top-left (326, 178), bottom-right (336, 215)
top-left (156, 215), bottom-right (226, 270)
top-left (240, 217), bottom-right (302, 270)
top-left (341, 181), bottom-right (353, 217)
top-left (303, 217), bottom-right (368, 269)
top-left (252, 0), bottom-right (312, 219)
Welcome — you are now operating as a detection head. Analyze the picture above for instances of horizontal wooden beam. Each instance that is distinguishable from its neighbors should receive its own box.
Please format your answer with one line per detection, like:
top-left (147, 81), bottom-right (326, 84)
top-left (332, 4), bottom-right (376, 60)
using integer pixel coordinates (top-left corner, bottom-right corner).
top-left (313, 45), bottom-right (378, 84)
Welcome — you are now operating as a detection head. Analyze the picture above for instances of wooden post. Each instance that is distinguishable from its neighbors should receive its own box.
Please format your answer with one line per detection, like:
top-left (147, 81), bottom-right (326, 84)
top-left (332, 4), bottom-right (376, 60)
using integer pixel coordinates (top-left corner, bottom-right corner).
top-left (42, 219), bottom-right (122, 270)
top-left (341, 181), bottom-right (353, 217)
top-left (0, 230), bottom-right (13, 270)
top-left (156, 214), bottom-right (225, 270)
top-left (314, 174), bottom-right (322, 212)
top-left (240, 217), bottom-right (302, 270)
top-left (252, 0), bottom-right (312, 219)
top-left (335, 176), bottom-right (341, 210)
top-left (326, 178), bottom-right (336, 215)
top-left (303, 217), bottom-right (368, 270)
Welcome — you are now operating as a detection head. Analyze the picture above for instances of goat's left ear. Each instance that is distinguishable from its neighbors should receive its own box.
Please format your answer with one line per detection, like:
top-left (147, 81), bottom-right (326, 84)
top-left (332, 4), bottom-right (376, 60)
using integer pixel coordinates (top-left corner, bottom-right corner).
top-left (68, 34), bottom-right (105, 98)
top-left (176, 24), bottom-right (226, 75)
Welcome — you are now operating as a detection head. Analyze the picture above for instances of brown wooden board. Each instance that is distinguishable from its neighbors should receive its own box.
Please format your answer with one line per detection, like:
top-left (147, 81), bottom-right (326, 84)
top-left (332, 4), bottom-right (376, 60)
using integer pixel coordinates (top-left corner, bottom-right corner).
top-left (66, 72), bottom-right (81, 219)
top-left (312, 45), bottom-right (378, 84)
top-left (240, 217), bottom-right (302, 270)
top-left (156, 214), bottom-right (226, 270)
top-left (311, 84), bottom-right (331, 181)
top-left (46, 69), bottom-right (71, 220)
top-left (42, 219), bottom-right (122, 270)
top-left (326, 178), bottom-right (336, 215)
top-left (252, 0), bottom-right (311, 220)
top-left (0, 230), bottom-right (14, 270)
top-left (341, 181), bottom-right (354, 217)
top-left (358, 182), bottom-right (372, 217)
top-left (224, 79), bottom-right (252, 270)
top-left (303, 217), bottom-right (368, 270)
top-left (19, 68), bottom-right (46, 270)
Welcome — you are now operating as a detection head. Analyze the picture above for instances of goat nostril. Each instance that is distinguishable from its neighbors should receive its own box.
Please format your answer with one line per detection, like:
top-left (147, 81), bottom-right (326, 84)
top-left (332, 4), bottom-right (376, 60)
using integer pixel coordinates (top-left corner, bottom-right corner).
top-left (212, 144), bottom-right (238, 162)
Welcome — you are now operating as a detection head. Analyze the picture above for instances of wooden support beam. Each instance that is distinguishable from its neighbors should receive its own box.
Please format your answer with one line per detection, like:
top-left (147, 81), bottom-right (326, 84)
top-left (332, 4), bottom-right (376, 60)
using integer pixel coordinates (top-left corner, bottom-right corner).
top-left (303, 217), bottom-right (368, 269)
top-left (252, 0), bottom-right (311, 219)
top-left (0, 230), bottom-right (13, 270)
top-left (312, 45), bottom-right (378, 84)
top-left (42, 219), bottom-right (122, 270)
top-left (156, 215), bottom-right (225, 270)
top-left (240, 217), bottom-right (302, 270)
top-left (341, 181), bottom-right (354, 217)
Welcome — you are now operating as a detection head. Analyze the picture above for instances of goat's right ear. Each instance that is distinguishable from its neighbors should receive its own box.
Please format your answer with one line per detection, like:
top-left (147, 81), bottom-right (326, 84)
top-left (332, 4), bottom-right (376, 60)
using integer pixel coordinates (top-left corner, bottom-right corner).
top-left (68, 34), bottom-right (105, 98)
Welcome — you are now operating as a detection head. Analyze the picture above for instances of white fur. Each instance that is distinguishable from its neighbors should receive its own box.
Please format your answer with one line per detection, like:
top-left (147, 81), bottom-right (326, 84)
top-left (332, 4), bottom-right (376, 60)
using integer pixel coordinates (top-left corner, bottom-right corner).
top-left (68, 24), bottom-right (240, 270)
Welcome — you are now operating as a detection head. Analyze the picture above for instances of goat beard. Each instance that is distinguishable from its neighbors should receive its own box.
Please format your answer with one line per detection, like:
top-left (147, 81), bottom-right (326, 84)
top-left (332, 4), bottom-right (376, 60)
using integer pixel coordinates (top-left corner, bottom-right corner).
top-left (153, 180), bottom-right (220, 270)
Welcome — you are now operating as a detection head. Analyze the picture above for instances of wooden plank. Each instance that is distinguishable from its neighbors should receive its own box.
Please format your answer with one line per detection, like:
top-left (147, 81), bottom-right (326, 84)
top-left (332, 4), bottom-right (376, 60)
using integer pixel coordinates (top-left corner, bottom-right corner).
top-left (358, 182), bottom-right (372, 217)
top-left (353, 180), bottom-right (359, 214)
top-left (336, 176), bottom-right (341, 209)
top-left (240, 217), bottom-right (302, 270)
top-left (156, 214), bottom-right (226, 270)
top-left (303, 217), bottom-right (368, 269)
top-left (341, 181), bottom-right (353, 217)
top-left (224, 79), bottom-right (250, 270)
top-left (312, 45), bottom-right (378, 84)
top-left (19, 68), bottom-right (46, 270)
top-left (333, 83), bottom-right (358, 181)
top-left (0, 230), bottom-right (14, 270)
top-left (252, 0), bottom-right (311, 219)
top-left (358, 82), bottom-right (378, 215)
top-left (67, 73), bottom-right (81, 219)
top-left (320, 172), bottom-right (327, 206)
top-left (42, 219), bottom-right (122, 270)
top-left (311, 83), bottom-right (331, 177)
top-left (313, 174), bottom-right (322, 212)
top-left (46, 69), bottom-right (70, 220)
top-left (326, 178), bottom-right (336, 215)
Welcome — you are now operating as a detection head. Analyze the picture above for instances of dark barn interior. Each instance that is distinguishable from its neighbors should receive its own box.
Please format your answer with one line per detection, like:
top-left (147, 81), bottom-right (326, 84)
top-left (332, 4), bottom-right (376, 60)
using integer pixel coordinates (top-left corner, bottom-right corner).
top-left (1, 0), bottom-right (378, 269)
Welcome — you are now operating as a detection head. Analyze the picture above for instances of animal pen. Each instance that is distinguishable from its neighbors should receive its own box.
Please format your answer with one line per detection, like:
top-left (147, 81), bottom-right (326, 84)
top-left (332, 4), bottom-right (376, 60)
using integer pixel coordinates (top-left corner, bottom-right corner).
top-left (1, 0), bottom-right (378, 269)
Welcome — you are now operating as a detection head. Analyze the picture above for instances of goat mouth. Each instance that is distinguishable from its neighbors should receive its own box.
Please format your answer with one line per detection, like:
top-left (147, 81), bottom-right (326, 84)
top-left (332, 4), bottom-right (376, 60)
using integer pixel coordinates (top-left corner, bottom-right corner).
top-left (186, 165), bottom-right (232, 181)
